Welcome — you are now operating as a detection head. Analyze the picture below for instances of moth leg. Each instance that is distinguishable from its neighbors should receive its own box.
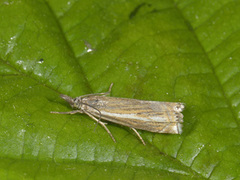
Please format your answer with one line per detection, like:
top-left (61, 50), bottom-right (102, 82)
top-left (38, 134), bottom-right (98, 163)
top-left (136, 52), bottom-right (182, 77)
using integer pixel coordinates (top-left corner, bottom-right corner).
top-left (95, 83), bottom-right (113, 96)
top-left (131, 128), bottom-right (146, 145)
top-left (83, 110), bottom-right (116, 143)
top-left (80, 83), bottom-right (114, 98)
top-left (107, 83), bottom-right (113, 93)
top-left (50, 110), bottom-right (82, 114)
top-left (84, 105), bottom-right (103, 130)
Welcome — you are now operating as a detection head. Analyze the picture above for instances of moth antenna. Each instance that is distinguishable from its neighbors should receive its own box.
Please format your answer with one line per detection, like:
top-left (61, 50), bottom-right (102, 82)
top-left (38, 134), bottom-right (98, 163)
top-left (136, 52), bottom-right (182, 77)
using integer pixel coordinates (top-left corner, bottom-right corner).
top-left (81, 102), bottom-right (102, 124)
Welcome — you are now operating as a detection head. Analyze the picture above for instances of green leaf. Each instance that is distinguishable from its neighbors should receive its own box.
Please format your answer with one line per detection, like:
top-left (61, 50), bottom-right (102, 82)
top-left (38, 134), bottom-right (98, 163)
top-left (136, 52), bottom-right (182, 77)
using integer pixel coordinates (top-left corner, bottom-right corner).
top-left (0, 0), bottom-right (240, 179)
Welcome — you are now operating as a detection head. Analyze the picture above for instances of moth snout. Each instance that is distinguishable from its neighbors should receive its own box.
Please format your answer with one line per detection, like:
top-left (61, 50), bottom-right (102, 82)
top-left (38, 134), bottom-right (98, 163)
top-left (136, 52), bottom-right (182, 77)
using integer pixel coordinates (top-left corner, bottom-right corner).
top-left (60, 94), bottom-right (75, 106)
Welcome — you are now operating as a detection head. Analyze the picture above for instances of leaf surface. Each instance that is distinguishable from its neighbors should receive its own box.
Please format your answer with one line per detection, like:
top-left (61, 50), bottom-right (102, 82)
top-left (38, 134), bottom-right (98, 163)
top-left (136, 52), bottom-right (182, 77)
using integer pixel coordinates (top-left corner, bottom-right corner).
top-left (0, 0), bottom-right (240, 179)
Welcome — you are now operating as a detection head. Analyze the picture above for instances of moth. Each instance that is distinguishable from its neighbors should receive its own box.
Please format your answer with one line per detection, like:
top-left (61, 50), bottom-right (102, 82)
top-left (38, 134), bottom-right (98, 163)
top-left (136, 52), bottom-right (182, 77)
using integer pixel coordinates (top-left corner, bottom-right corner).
top-left (51, 83), bottom-right (184, 145)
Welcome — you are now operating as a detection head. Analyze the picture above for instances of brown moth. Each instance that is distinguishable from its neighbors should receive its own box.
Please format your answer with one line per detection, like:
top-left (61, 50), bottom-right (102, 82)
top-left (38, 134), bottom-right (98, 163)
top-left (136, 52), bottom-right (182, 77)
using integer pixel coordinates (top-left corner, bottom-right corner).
top-left (51, 84), bottom-right (184, 145)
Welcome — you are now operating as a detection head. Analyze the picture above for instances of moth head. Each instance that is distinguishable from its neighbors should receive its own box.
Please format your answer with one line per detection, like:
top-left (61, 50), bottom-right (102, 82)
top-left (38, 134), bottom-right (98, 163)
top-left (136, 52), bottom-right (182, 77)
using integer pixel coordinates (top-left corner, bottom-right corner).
top-left (60, 94), bottom-right (81, 109)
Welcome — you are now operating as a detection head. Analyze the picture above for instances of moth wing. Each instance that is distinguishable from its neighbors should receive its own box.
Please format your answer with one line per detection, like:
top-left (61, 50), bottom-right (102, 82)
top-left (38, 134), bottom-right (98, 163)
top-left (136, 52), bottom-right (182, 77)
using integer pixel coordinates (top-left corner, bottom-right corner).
top-left (83, 96), bottom-right (184, 134)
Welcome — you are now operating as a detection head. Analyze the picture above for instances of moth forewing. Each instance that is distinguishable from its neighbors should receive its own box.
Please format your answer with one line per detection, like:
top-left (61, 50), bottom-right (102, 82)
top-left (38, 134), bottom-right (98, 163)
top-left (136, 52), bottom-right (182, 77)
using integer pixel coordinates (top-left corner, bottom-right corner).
top-left (80, 96), bottom-right (184, 134)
